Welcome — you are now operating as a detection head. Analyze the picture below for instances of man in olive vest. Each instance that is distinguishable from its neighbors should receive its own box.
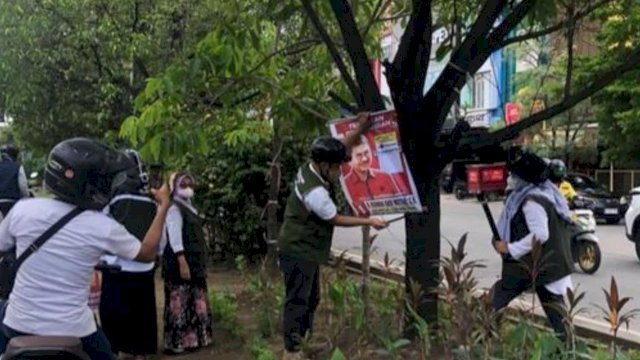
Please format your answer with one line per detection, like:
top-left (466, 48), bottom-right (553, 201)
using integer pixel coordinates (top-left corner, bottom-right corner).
top-left (492, 148), bottom-right (574, 342)
top-left (278, 112), bottom-right (388, 360)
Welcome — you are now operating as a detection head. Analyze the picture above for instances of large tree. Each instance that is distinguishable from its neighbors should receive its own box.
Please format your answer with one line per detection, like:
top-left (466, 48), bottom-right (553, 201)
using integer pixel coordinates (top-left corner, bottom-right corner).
top-left (300, 0), bottom-right (640, 326)
top-left (588, 0), bottom-right (640, 167)
top-left (0, 0), bottom-right (218, 153)
top-left (120, 0), bottom-right (391, 261)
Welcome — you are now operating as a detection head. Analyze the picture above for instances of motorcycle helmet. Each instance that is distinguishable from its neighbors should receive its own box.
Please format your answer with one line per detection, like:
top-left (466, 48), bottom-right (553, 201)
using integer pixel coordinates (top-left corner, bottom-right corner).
top-left (44, 138), bottom-right (136, 210)
top-left (506, 147), bottom-right (549, 185)
top-left (111, 149), bottom-right (150, 195)
top-left (0, 144), bottom-right (19, 162)
top-left (548, 159), bottom-right (567, 183)
top-left (310, 136), bottom-right (351, 164)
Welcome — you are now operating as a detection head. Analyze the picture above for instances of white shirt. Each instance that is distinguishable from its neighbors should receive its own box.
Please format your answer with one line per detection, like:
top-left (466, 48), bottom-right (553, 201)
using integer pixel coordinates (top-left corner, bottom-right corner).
top-left (167, 205), bottom-right (185, 253)
top-left (507, 201), bottom-right (573, 296)
top-left (293, 164), bottom-right (337, 221)
top-left (0, 198), bottom-right (142, 337)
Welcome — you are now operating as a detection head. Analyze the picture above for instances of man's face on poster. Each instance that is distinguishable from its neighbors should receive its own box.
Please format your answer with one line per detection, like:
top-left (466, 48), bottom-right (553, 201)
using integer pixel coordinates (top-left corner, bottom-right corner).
top-left (350, 142), bottom-right (371, 174)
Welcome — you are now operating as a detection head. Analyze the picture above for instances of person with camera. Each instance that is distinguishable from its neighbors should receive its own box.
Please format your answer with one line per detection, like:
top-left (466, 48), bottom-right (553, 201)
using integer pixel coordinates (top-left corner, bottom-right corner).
top-left (99, 150), bottom-right (162, 360)
top-left (0, 138), bottom-right (171, 360)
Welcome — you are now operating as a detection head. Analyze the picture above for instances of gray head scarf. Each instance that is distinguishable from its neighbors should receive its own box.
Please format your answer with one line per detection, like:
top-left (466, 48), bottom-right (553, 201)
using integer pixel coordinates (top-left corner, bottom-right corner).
top-left (497, 173), bottom-right (572, 242)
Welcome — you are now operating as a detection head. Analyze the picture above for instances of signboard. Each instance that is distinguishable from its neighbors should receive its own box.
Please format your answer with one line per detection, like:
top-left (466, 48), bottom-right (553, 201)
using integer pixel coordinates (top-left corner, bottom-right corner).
top-left (330, 110), bottom-right (424, 217)
top-left (505, 102), bottom-right (521, 125)
top-left (464, 109), bottom-right (490, 128)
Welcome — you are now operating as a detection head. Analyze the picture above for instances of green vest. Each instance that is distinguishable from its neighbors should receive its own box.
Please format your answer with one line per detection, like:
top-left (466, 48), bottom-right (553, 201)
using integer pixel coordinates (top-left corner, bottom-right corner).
top-left (278, 163), bottom-right (335, 264)
top-left (502, 195), bottom-right (574, 286)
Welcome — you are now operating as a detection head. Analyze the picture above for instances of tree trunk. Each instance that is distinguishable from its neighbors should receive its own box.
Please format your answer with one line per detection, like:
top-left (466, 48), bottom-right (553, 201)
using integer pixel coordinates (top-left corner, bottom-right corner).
top-left (563, 0), bottom-right (576, 165)
top-left (564, 110), bottom-right (573, 165)
top-left (361, 225), bottom-right (371, 321)
top-left (266, 118), bottom-right (283, 270)
top-left (405, 171), bottom-right (441, 331)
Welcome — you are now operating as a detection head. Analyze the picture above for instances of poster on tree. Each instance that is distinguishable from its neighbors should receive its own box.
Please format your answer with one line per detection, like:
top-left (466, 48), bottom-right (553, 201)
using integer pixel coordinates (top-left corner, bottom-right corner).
top-left (329, 110), bottom-right (424, 217)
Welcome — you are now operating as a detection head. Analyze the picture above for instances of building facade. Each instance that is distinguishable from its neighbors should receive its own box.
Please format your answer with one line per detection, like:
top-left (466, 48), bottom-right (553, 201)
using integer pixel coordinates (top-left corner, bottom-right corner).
top-left (374, 23), bottom-right (517, 130)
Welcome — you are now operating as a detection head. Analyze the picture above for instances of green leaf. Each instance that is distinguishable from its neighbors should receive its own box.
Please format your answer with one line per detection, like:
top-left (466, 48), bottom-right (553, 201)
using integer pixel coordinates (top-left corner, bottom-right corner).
top-left (391, 338), bottom-right (411, 348)
top-left (147, 134), bottom-right (163, 161)
top-left (329, 348), bottom-right (347, 360)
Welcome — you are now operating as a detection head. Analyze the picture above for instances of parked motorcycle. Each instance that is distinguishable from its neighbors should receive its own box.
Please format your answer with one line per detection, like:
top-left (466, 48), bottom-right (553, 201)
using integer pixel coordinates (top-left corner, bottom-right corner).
top-left (571, 209), bottom-right (601, 274)
top-left (2, 336), bottom-right (90, 360)
top-left (0, 263), bottom-right (120, 360)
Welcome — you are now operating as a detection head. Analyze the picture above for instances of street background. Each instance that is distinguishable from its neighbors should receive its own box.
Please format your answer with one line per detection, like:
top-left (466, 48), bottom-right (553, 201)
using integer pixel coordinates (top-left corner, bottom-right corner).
top-left (333, 195), bottom-right (640, 331)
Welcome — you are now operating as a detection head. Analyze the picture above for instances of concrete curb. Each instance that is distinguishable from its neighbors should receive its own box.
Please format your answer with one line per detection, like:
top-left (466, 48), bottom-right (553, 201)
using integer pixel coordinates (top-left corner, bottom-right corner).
top-left (330, 249), bottom-right (640, 348)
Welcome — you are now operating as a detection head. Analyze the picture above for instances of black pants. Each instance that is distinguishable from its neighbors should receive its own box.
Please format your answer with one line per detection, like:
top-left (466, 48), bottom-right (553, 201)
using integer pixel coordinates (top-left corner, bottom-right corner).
top-left (492, 278), bottom-right (568, 341)
top-left (100, 270), bottom-right (157, 356)
top-left (279, 255), bottom-right (320, 352)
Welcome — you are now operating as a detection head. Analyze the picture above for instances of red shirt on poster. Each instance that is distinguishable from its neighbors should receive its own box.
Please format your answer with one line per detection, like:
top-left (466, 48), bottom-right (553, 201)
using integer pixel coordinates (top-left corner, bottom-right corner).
top-left (343, 169), bottom-right (401, 216)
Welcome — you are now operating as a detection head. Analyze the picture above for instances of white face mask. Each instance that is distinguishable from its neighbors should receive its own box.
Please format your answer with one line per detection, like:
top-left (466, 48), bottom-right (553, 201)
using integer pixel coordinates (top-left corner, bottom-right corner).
top-left (507, 173), bottom-right (527, 192)
top-left (177, 187), bottom-right (194, 199)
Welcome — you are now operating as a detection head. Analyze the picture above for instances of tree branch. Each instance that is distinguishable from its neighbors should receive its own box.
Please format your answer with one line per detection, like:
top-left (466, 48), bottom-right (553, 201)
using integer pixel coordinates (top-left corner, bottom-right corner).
top-left (328, 90), bottom-right (358, 114)
top-left (253, 76), bottom-right (330, 121)
top-left (493, 0), bottom-right (612, 50)
top-left (423, 0), bottom-right (511, 136)
top-left (362, 0), bottom-right (390, 39)
top-left (329, 0), bottom-right (386, 111)
top-left (388, 0), bottom-right (433, 106)
top-left (300, 0), bottom-right (364, 109)
top-left (461, 46), bottom-right (640, 150)
top-left (248, 37), bottom-right (321, 73)
top-left (486, 0), bottom-right (539, 51)
top-left (563, 1), bottom-right (576, 101)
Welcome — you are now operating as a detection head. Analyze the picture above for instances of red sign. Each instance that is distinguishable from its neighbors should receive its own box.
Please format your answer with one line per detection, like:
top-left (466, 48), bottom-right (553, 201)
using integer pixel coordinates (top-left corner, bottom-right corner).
top-left (505, 103), bottom-right (521, 125)
top-left (466, 163), bottom-right (508, 195)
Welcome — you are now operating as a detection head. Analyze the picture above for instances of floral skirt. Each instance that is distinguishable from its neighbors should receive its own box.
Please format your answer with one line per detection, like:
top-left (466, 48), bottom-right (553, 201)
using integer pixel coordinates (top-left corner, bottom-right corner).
top-left (163, 280), bottom-right (213, 352)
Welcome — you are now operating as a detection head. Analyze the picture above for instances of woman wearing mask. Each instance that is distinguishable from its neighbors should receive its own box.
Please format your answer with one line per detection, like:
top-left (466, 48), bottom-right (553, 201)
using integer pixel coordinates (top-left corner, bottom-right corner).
top-left (162, 172), bottom-right (212, 354)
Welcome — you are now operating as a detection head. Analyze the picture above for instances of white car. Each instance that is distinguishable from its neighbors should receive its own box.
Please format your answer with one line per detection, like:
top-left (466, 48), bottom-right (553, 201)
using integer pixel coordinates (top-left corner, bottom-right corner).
top-left (624, 186), bottom-right (640, 260)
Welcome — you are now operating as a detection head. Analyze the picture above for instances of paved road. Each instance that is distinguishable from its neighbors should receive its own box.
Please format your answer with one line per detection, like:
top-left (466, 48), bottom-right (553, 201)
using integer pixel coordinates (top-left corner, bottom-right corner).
top-left (332, 195), bottom-right (640, 331)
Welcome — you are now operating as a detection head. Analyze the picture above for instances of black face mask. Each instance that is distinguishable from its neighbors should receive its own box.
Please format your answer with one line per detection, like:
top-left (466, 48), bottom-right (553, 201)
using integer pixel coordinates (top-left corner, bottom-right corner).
top-left (508, 152), bottom-right (549, 185)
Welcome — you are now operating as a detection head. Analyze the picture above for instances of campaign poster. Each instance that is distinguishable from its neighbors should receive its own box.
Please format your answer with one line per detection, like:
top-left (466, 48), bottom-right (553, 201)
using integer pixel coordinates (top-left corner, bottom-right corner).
top-left (329, 110), bottom-right (424, 217)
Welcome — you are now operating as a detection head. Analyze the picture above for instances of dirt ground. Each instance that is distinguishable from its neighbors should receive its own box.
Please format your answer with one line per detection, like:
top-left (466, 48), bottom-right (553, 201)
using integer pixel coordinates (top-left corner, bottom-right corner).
top-left (150, 266), bottom-right (280, 360)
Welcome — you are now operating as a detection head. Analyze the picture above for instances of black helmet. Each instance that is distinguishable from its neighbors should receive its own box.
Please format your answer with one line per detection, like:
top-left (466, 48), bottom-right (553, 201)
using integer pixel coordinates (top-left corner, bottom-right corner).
top-left (507, 147), bottom-right (549, 185)
top-left (548, 159), bottom-right (567, 183)
top-left (111, 149), bottom-right (149, 195)
top-left (310, 136), bottom-right (351, 164)
top-left (0, 144), bottom-right (19, 162)
top-left (44, 138), bottom-right (136, 210)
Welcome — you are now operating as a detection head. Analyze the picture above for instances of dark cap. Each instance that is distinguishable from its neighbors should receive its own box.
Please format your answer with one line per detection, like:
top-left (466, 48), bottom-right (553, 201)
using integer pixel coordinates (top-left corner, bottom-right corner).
top-left (507, 147), bottom-right (549, 184)
top-left (310, 136), bottom-right (351, 164)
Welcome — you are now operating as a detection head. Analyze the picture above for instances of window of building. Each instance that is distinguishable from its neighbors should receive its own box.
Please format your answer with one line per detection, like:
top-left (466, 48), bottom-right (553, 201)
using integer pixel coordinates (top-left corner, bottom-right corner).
top-left (474, 72), bottom-right (486, 108)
